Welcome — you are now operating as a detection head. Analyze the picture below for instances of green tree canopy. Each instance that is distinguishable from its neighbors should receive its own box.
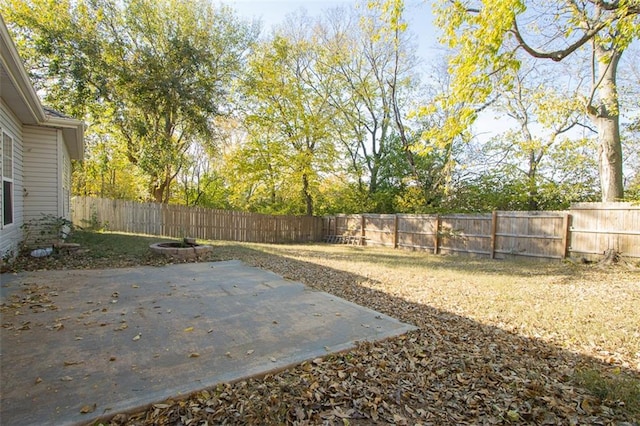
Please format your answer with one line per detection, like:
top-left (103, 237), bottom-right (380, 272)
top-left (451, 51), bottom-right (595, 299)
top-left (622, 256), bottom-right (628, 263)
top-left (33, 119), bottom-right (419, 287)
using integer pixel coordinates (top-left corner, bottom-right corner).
top-left (433, 0), bottom-right (640, 202)
top-left (3, 0), bottom-right (257, 202)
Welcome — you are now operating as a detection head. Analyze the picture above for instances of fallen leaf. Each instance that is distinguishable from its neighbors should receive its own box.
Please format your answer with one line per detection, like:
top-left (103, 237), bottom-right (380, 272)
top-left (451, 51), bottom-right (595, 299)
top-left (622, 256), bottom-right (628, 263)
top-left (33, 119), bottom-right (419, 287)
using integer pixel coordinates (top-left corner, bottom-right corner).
top-left (132, 333), bottom-right (141, 341)
top-left (189, 352), bottom-right (200, 358)
top-left (64, 360), bottom-right (83, 366)
top-left (506, 410), bottom-right (520, 421)
top-left (184, 326), bottom-right (194, 332)
top-left (60, 376), bottom-right (73, 381)
top-left (80, 404), bottom-right (96, 414)
top-left (35, 377), bottom-right (42, 384)
top-left (207, 328), bottom-right (214, 333)
top-left (246, 350), bottom-right (254, 355)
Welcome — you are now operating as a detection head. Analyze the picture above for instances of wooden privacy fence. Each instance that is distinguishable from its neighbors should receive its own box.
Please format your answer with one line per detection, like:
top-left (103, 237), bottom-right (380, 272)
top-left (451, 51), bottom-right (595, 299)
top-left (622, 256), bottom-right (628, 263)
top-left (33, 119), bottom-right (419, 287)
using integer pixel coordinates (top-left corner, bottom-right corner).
top-left (71, 197), bottom-right (639, 260)
top-left (323, 203), bottom-right (640, 261)
top-left (71, 197), bottom-right (323, 244)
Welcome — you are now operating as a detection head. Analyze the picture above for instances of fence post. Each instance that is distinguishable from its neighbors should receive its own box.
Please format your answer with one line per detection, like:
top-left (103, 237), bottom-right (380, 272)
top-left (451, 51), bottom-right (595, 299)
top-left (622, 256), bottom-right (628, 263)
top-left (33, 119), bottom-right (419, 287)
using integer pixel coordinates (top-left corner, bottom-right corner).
top-left (360, 214), bottom-right (366, 246)
top-left (561, 213), bottom-right (571, 258)
top-left (490, 211), bottom-right (498, 259)
top-left (433, 215), bottom-right (440, 255)
top-left (392, 215), bottom-right (398, 248)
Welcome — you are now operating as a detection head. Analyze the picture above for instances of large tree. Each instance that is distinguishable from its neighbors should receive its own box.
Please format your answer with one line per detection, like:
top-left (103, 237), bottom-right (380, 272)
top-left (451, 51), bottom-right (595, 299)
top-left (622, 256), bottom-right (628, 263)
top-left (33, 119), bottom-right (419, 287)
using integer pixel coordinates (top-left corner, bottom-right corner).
top-left (318, 5), bottom-right (419, 202)
top-left (239, 15), bottom-right (338, 216)
top-left (434, 0), bottom-right (640, 202)
top-left (3, 0), bottom-right (256, 203)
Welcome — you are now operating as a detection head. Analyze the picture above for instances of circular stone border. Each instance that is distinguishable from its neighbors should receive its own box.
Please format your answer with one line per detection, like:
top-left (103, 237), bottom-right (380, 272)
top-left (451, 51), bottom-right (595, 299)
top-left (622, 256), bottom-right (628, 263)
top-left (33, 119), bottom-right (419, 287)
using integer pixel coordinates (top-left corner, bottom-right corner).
top-left (149, 242), bottom-right (214, 260)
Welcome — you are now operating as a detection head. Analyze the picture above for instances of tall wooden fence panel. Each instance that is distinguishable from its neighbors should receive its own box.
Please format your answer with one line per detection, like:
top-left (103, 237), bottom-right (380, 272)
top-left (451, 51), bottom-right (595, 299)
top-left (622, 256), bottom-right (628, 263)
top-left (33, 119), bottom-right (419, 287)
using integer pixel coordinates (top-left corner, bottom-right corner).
top-left (396, 214), bottom-right (438, 251)
top-left (439, 214), bottom-right (494, 256)
top-left (493, 212), bottom-right (568, 260)
top-left (72, 197), bottom-right (323, 244)
top-left (322, 204), bottom-right (640, 261)
top-left (569, 203), bottom-right (640, 259)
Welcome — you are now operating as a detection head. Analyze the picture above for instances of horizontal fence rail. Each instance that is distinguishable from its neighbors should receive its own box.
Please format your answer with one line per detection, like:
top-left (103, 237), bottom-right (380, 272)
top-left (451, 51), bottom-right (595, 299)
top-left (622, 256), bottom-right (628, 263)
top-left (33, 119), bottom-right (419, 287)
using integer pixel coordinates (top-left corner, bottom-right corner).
top-left (323, 203), bottom-right (640, 261)
top-left (72, 197), bottom-right (323, 244)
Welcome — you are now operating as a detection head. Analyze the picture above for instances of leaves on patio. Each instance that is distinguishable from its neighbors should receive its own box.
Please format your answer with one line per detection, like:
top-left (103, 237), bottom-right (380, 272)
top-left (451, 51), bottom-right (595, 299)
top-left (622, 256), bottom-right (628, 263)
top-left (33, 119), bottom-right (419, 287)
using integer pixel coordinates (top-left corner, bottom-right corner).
top-left (79, 403), bottom-right (96, 414)
top-left (0, 284), bottom-right (59, 323)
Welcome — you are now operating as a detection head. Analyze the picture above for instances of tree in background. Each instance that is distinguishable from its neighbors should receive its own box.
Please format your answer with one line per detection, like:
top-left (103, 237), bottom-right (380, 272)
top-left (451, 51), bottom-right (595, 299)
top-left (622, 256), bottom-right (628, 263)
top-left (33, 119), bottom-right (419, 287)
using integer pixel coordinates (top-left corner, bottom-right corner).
top-left (488, 62), bottom-right (600, 209)
top-left (238, 15), bottom-right (339, 216)
top-left (317, 5), bottom-right (420, 212)
top-left (3, 0), bottom-right (257, 203)
top-left (434, 0), bottom-right (639, 202)
top-left (6, 0), bottom-right (632, 214)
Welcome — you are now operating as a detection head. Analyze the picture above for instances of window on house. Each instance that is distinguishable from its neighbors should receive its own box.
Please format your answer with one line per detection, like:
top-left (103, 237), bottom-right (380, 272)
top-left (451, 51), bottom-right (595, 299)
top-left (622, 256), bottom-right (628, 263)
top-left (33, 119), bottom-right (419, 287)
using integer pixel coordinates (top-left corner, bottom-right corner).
top-left (2, 132), bottom-right (13, 226)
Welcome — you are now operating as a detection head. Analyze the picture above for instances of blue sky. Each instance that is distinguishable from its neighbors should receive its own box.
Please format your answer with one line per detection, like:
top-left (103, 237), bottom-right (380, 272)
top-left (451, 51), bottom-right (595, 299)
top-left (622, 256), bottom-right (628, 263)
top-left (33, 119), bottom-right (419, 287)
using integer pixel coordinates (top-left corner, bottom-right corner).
top-left (221, 0), bottom-right (442, 62)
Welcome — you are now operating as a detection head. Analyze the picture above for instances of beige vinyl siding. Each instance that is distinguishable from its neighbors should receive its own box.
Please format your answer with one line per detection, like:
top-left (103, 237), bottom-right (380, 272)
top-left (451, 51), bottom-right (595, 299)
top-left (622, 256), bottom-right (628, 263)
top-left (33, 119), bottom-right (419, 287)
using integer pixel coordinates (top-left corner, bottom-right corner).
top-left (23, 125), bottom-right (59, 224)
top-left (0, 98), bottom-right (24, 258)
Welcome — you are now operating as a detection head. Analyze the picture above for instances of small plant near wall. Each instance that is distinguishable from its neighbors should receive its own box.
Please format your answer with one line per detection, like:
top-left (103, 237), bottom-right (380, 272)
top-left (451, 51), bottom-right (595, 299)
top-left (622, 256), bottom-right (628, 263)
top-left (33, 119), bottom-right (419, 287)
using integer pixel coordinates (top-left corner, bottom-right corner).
top-left (20, 214), bottom-right (74, 252)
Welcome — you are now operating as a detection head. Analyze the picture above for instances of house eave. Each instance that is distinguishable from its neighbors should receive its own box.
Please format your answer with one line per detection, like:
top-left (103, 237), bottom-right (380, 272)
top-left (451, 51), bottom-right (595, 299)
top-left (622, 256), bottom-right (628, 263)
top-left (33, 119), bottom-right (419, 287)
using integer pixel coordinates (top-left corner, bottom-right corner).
top-left (42, 116), bottom-right (85, 160)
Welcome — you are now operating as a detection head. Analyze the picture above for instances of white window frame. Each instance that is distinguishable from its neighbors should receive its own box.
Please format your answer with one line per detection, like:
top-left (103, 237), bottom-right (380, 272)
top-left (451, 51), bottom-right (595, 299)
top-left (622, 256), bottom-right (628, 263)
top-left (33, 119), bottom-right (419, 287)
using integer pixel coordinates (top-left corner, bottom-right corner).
top-left (2, 130), bottom-right (15, 228)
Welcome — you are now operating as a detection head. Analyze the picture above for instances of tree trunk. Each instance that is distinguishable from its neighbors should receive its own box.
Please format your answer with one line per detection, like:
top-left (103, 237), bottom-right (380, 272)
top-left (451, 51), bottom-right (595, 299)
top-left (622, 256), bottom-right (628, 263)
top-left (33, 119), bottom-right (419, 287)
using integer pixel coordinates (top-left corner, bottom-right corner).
top-left (151, 181), bottom-right (166, 204)
top-left (590, 46), bottom-right (624, 202)
top-left (302, 173), bottom-right (313, 216)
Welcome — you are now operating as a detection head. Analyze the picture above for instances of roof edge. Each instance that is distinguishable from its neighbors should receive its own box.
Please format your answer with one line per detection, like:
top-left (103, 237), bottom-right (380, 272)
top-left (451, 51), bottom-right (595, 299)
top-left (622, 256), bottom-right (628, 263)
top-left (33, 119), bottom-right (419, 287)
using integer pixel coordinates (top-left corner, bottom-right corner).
top-left (43, 116), bottom-right (85, 160)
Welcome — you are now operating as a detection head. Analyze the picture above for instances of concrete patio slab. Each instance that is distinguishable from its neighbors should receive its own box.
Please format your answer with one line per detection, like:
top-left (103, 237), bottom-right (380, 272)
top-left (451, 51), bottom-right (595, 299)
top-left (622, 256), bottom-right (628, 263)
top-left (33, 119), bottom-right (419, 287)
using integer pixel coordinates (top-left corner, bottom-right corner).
top-left (0, 260), bottom-right (416, 425)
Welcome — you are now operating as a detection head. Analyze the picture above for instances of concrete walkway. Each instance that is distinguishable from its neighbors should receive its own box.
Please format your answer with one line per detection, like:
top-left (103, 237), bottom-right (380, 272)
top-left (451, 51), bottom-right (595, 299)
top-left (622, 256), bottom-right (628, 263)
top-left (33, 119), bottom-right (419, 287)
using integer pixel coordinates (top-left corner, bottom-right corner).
top-left (0, 260), bottom-right (416, 425)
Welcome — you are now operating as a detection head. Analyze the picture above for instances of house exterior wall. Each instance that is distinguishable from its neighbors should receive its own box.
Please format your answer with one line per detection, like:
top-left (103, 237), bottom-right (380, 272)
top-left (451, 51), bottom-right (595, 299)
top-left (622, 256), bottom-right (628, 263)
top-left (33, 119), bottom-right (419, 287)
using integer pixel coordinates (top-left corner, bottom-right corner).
top-left (23, 125), bottom-right (62, 223)
top-left (0, 98), bottom-right (24, 259)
